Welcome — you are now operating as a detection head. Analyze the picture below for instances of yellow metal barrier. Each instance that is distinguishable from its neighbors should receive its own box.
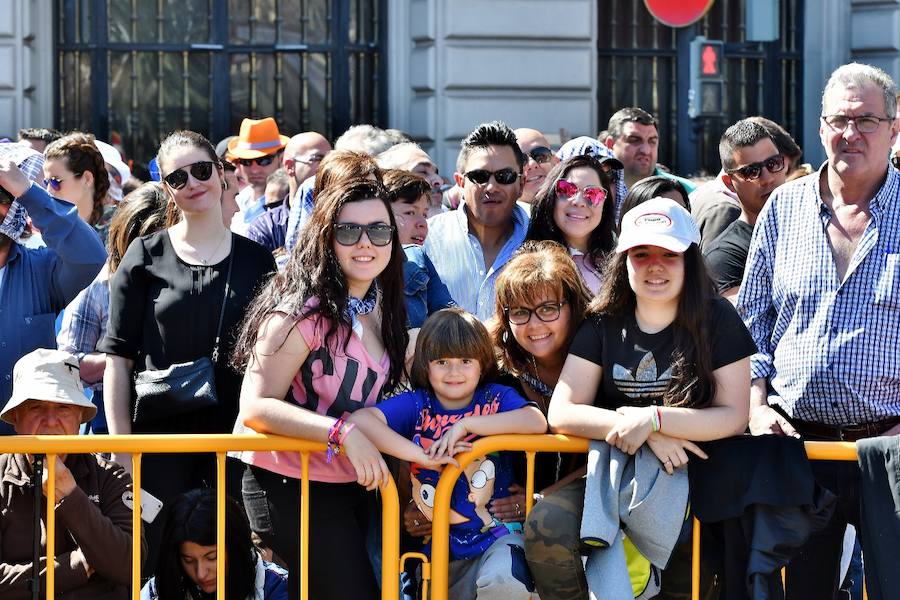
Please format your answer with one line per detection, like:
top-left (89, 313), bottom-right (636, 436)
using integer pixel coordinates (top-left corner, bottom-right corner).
top-left (427, 435), bottom-right (863, 600)
top-left (0, 434), bottom-right (400, 600)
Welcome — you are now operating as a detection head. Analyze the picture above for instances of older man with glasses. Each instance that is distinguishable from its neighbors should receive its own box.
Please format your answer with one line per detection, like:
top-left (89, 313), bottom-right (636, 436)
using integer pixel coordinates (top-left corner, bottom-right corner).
top-left (738, 62), bottom-right (900, 598)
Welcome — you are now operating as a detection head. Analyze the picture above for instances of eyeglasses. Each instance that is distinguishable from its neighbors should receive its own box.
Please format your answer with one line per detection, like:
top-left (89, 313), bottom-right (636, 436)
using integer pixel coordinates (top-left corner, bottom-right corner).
top-left (556, 179), bottom-right (607, 207)
top-left (525, 146), bottom-right (553, 164)
top-left (237, 153), bottom-right (280, 168)
top-left (726, 154), bottom-right (786, 181)
top-left (464, 168), bottom-right (520, 186)
top-left (334, 223), bottom-right (395, 246)
top-left (162, 161), bottom-right (215, 190)
top-left (290, 154), bottom-right (325, 165)
top-left (821, 114), bottom-right (895, 134)
top-left (892, 155), bottom-right (900, 171)
top-left (504, 301), bottom-right (567, 325)
top-left (42, 175), bottom-right (79, 191)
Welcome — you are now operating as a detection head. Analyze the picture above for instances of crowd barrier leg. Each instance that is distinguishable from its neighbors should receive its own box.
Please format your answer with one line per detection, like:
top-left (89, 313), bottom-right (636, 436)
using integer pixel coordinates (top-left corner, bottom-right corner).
top-left (46, 454), bottom-right (56, 597)
top-left (133, 453), bottom-right (143, 600)
top-left (217, 452), bottom-right (227, 600)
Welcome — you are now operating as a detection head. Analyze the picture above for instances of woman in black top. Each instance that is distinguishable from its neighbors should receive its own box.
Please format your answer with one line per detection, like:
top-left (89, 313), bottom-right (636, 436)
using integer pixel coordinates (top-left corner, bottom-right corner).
top-left (99, 130), bottom-right (275, 573)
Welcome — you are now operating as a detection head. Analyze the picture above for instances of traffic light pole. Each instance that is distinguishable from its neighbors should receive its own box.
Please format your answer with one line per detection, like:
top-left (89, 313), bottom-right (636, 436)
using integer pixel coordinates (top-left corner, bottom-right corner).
top-left (676, 26), bottom-right (700, 177)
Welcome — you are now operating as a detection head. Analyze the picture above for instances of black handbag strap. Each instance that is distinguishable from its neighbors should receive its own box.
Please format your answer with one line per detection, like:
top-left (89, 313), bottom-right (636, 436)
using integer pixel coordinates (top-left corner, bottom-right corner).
top-left (211, 236), bottom-right (235, 364)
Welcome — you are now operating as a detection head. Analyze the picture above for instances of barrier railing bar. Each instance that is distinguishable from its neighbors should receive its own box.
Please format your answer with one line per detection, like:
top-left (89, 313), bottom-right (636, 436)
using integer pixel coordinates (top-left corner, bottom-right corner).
top-left (380, 476), bottom-right (401, 600)
top-left (47, 453), bottom-right (56, 597)
top-left (132, 453), bottom-right (143, 600)
top-left (216, 452), bottom-right (226, 600)
top-left (300, 452), bottom-right (310, 600)
top-left (524, 451), bottom-right (536, 514)
top-left (430, 434), bottom-right (589, 600)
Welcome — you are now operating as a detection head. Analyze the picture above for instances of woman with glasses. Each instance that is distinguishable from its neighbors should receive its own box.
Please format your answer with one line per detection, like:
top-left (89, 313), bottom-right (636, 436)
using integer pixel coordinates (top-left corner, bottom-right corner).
top-left (99, 131), bottom-right (276, 573)
top-left (478, 241), bottom-right (593, 526)
top-left (525, 155), bottom-right (616, 294)
top-left (231, 178), bottom-right (407, 600)
top-left (43, 132), bottom-right (111, 240)
top-left (526, 198), bottom-right (754, 600)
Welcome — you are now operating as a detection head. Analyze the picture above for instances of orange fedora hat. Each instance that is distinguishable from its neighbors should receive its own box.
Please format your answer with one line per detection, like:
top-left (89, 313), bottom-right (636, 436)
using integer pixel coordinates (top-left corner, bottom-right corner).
top-left (227, 117), bottom-right (290, 159)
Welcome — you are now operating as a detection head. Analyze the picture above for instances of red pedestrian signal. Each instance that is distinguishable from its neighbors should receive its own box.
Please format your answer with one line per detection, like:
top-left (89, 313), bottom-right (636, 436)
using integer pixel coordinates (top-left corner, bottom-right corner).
top-left (702, 45), bottom-right (719, 76)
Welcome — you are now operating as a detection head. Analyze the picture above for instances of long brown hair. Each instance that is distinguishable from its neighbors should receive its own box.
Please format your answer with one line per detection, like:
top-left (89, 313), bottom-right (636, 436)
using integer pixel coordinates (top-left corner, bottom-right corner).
top-left (313, 151), bottom-right (382, 198)
top-left (43, 132), bottom-right (110, 225)
top-left (106, 182), bottom-right (168, 274)
top-left (232, 178), bottom-right (408, 391)
top-left (591, 244), bottom-right (717, 408)
top-left (490, 241), bottom-right (592, 378)
top-left (525, 155), bottom-right (616, 270)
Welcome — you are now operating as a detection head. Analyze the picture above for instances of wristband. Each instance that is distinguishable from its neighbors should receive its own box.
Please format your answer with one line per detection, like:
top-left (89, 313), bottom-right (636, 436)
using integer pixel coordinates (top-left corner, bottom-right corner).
top-left (650, 406), bottom-right (661, 432)
top-left (326, 416), bottom-right (347, 463)
top-left (337, 422), bottom-right (356, 446)
top-left (656, 406), bottom-right (663, 432)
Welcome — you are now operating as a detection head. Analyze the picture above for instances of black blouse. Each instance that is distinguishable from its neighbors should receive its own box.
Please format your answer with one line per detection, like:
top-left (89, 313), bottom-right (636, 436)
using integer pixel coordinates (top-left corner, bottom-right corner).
top-left (99, 231), bottom-right (276, 433)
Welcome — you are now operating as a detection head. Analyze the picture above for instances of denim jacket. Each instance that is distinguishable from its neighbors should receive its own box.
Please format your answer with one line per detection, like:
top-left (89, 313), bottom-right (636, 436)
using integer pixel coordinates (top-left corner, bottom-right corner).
top-left (403, 245), bottom-right (454, 328)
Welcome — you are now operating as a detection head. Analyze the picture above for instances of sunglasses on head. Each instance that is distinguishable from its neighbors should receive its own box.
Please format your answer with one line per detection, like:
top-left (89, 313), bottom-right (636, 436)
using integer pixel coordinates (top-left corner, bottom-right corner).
top-left (556, 179), bottom-right (607, 207)
top-left (727, 154), bottom-right (785, 181)
top-left (334, 223), bottom-right (395, 247)
top-left (162, 161), bottom-right (215, 190)
top-left (237, 153), bottom-right (280, 167)
top-left (464, 168), bottom-right (520, 186)
top-left (525, 146), bottom-right (553, 164)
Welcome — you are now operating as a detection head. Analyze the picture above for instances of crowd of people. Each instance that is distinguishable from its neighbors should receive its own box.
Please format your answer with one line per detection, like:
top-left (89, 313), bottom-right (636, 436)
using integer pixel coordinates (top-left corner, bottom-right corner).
top-left (0, 60), bottom-right (898, 599)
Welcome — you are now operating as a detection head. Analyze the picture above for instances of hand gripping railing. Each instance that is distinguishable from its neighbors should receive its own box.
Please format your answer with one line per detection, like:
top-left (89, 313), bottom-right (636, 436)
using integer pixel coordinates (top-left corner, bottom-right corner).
top-left (426, 435), bottom-right (864, 600)
top-left (0, 433), bottom-right (401, 600)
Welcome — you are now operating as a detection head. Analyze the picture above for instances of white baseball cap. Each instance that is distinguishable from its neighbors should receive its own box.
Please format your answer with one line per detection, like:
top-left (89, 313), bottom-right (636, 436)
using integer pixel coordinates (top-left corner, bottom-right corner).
top-left (2, 349), bottom-right (97, 425)
top-left (94, 140), bottom-right (131, 183)
top-left (616, 197), bottom-right (701, 254)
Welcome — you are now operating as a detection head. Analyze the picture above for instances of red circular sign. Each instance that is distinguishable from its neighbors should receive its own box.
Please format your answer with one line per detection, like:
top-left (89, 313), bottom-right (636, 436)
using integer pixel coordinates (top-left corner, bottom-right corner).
top-left (644, 0), bottom-right (715, 28)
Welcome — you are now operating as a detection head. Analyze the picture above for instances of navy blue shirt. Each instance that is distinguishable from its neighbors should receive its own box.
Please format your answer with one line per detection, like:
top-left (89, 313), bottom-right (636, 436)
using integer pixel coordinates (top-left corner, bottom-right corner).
top-left (247, 200), bottom-right (290, 253)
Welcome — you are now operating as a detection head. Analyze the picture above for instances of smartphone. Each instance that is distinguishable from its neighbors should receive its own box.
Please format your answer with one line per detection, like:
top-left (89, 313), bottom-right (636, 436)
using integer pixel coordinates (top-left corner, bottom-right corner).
top-left (121, 488), bottom-right (164, 523)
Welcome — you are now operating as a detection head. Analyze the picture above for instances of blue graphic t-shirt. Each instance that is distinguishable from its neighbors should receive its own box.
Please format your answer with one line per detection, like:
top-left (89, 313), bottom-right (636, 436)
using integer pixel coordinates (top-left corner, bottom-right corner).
top-left (377, 383), bottom-right (530, 560)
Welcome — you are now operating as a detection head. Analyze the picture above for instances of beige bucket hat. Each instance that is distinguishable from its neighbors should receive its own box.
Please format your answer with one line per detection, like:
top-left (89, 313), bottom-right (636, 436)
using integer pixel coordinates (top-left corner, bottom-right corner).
top-left (2, 349), bottom-right (97, 425)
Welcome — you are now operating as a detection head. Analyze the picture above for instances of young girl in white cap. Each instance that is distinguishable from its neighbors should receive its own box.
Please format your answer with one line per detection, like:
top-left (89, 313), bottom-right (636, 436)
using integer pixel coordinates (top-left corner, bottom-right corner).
top-left (525, 197), bottom-right (757, 600)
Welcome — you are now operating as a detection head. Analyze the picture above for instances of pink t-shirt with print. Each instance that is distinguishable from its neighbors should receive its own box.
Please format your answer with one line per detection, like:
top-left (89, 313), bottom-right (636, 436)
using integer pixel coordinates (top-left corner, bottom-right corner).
top-left (241, 300), bottom-right (390, 483)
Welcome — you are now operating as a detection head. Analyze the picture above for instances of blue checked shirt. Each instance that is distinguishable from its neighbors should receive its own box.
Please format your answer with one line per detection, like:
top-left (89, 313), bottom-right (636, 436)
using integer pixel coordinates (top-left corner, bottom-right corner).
top-left (737, 163), bottom-right (900, 425)
top-left (423, 200), bottom-right (529, 321)
top-left (285, 175), bottom-right (316, 251)
top-left (57, 276), bottom-right (109, 391)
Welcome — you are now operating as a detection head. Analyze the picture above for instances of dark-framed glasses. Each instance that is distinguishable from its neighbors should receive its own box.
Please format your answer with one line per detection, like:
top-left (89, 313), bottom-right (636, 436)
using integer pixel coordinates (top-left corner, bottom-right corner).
top-left (556, 179), bottom-right (607, 207)
top-left (464, 168), bottom-right (520, 186)
top-left (821, 114), bottom-right (895, 134)
top-left (237, 153), bottom-right (280, 167)
top-left (504, 301), bottom-right (567, 325)
top-left (525, 146), bottom-right (553, 164)
top-left (334, 223), bottom-right (395, 247)
top-left (726, 154), bottom-right (786, 181)
top-left (162, 161), bottom-right (215, 190)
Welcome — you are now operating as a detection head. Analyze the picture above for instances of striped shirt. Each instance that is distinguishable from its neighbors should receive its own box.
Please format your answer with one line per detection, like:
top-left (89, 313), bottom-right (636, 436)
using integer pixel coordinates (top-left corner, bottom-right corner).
top-left (423, 200), bottom-right (529, 321)
top-left (737, 163), bottom-right (900, 425)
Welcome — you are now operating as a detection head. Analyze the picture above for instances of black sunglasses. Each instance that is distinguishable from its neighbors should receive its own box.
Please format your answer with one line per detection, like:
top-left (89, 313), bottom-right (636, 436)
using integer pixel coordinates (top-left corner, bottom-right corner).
top-left (464, 168), bottom-right (520, 186)
top-left (237, 153), bottom-right (280, 167)
top-left (162, 161), bottom-right (215, 190)
top-left (727, 154), bottom-right (786, 181)
top-left (334, 223), bottom-right (395, 247)
top-left (525, 146), bottom-right (553, 164)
